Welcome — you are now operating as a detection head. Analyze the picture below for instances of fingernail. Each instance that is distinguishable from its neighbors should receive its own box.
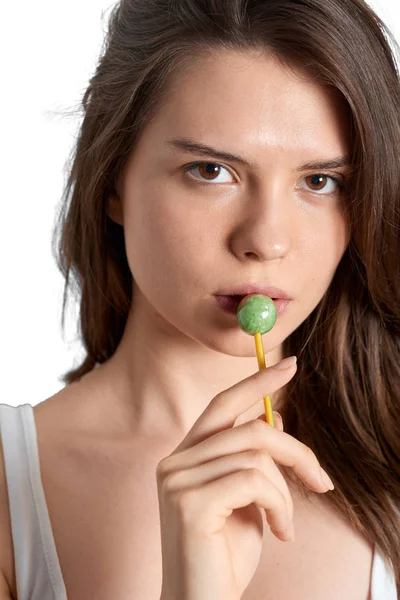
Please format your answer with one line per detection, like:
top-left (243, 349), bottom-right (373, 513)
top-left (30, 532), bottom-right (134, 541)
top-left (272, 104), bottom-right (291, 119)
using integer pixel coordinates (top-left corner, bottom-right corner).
top-left (320, 468), bottom-right (335, 490)
top-left (274, 356), bottom-right (297, 370)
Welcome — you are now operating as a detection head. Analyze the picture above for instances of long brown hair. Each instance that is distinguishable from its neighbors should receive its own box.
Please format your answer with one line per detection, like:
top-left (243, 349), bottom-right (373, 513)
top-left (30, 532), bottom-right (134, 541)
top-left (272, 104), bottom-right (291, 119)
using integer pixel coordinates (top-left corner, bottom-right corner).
top-left (52, 0), bottom-right (400, 590)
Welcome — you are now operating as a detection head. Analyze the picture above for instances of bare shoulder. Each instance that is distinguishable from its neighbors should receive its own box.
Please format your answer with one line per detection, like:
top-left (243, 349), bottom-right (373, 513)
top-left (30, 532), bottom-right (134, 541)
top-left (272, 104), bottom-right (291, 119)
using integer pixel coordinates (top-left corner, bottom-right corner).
top-left (0, 364), bottom-right (140, 600)
top-left (0, 372), bottom-right (100, 600)
top-left (0, 425), bottom-right (18, 599)
top-left (33, 363), bottom-right (130, 442)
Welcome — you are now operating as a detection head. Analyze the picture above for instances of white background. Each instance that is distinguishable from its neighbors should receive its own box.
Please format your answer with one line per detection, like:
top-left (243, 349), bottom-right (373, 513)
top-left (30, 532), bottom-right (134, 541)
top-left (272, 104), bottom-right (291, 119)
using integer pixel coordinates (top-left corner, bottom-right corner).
top-left (0, 0), bottom-right (398, 406)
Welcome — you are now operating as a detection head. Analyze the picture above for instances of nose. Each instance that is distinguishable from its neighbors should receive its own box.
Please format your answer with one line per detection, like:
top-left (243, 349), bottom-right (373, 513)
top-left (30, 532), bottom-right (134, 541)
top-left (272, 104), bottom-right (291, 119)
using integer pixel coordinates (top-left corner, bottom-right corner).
top-left (229, 187), bottom-right (293, 262)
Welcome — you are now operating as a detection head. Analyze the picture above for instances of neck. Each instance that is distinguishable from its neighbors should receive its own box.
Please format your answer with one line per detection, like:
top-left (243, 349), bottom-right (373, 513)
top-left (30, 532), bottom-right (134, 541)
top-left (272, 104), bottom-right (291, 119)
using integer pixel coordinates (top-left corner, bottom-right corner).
top-left (96, 291), bottom-right (285, 440)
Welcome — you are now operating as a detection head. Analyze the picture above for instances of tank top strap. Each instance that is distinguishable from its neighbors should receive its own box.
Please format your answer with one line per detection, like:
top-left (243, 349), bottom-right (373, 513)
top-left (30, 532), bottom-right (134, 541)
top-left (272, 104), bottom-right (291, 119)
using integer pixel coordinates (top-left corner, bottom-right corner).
top-left (0, 403), bottom-right (67, 600)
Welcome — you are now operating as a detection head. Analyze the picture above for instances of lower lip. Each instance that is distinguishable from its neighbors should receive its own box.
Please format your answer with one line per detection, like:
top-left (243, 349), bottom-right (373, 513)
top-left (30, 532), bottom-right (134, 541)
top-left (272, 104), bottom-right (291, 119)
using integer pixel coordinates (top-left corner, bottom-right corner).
top-left (214, 295), bottom-right (291, 316)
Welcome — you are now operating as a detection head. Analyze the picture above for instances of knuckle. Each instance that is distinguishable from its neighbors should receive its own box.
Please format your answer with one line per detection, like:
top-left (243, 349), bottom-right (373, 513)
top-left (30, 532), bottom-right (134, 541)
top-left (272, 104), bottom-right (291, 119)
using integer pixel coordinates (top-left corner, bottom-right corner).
top-left (162, 472), bottom-right (181, 494)
top-left (301, 443), bottom-right (319, 465)
top-left (248, 418), bottom-right (268, 436)
top-left (250, 448), bottom-right (273, 471)
top-left (156, 458), bottom-right (171, 480)
top-left (212, 391), bottom-right (226, 406)
top-left (246, 466), bottom-right (265, 486)
top-left (212, 392), bottom-right (237, 421)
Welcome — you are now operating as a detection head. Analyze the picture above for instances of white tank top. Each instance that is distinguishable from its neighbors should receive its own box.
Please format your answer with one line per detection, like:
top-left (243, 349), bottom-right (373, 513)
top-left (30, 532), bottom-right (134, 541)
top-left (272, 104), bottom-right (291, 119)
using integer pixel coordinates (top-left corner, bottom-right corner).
top-left (0, 403), bottom-right (397, 600)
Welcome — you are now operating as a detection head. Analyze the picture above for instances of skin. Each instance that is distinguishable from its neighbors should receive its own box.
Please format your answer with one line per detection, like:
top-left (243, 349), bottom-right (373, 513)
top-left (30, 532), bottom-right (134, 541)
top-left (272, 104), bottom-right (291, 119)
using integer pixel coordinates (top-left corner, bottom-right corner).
top-left (1, 50), bottom-right (364, 600)
top-left (103, 48), bottom-right (352, 441)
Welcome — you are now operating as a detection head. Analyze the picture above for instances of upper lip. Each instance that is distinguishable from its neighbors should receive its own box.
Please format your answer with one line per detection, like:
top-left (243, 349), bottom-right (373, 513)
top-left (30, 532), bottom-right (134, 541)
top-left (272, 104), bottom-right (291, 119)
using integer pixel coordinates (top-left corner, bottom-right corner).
top-left (215, 284), bottom-right (292, 300)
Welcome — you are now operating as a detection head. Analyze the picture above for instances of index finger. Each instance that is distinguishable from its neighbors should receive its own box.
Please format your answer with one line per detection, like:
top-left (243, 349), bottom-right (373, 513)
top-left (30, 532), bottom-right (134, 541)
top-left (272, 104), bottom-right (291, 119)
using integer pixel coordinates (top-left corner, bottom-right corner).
top-left (173, 358), bottom-right (297, 453)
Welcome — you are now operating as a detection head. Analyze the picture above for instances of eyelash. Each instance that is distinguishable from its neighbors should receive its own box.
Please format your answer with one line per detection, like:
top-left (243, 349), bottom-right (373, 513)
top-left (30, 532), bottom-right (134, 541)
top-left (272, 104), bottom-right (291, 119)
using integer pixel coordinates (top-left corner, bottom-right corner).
top-left (183, 161), bottom-right (346, 194)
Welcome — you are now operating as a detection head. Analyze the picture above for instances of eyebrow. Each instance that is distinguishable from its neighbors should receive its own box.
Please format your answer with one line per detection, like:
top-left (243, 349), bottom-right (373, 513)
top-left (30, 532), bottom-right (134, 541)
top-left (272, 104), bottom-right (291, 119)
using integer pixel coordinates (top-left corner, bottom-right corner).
top-left (164, 137), bottom-right (352, 172)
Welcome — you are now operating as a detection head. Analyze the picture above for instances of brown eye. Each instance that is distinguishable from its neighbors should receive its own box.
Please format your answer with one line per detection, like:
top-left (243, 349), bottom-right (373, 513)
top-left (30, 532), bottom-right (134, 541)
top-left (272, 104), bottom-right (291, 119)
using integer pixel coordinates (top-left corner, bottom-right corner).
top-left (301, 174), bottom-right (345, 195)
top-left (184, 162), bottom-right (235, 184)
top-left (198, 163), bottom-right (222, 180)
top-left (306, 174), bottom-right (328, 191)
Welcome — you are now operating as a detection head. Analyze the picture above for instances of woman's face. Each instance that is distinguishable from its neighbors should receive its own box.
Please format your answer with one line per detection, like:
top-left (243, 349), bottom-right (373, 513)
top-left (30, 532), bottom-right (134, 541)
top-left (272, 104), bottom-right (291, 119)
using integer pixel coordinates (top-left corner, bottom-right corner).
top-left (110, 50), bottom-right (352, 357)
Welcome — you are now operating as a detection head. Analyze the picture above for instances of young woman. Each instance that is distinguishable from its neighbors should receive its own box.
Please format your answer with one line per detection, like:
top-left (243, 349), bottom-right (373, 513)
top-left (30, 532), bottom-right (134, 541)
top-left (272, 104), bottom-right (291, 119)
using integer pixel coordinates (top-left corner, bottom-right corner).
top-left (1, 0), bottom-right (399, 598)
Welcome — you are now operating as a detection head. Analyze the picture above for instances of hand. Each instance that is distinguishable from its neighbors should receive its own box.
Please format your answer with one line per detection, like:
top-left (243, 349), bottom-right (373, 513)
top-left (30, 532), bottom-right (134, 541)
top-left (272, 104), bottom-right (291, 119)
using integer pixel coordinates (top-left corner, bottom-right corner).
top-left (157, 357), bottom-right (334, 600)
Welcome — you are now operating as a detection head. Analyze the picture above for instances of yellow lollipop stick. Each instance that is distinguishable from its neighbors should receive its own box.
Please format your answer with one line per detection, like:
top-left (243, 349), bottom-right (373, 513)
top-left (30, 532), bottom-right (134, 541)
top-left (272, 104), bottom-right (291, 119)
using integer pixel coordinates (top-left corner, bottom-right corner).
top-left (254, 332), bottom-right (275, 428)
top-left (236, 295), bottom-right (278, 428)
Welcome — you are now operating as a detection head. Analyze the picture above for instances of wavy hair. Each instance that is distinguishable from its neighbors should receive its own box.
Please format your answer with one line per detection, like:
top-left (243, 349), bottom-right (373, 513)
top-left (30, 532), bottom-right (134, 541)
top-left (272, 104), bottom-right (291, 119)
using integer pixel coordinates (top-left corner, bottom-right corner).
top-left (52, 0), bottom-right (400, 590)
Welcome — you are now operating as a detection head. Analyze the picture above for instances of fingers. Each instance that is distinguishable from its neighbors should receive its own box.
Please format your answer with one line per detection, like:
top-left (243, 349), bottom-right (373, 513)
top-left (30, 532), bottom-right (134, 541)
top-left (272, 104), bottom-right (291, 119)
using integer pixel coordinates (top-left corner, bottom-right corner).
top-left (257, 411), bottom-right (284, 431)
top-left (157, 357), bottom-right (335, 549)
top-left (161, 446), bottom-right (294, 521)
top-left (171, 470), bottom-right (295, 542)
top-left (165, 417), bottom-right (331, 493)
top-left (174, 358), bottom-right (297, 453)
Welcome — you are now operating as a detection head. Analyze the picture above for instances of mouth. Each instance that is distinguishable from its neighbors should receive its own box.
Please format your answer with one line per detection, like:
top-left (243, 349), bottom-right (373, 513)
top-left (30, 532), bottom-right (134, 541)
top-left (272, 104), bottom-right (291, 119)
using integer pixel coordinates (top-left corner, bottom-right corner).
top-left (214, 284), bottom-right (292, 317)
top-left (215, 295), bottom-right (256, 313)
top-left (215, 294), bottom-right (290, 315)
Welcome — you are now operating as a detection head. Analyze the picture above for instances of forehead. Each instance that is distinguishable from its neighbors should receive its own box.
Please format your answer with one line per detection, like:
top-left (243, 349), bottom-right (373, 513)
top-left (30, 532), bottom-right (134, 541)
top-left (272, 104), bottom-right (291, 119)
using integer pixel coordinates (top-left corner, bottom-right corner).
top-left (145, 49), bottom-right (351, 160)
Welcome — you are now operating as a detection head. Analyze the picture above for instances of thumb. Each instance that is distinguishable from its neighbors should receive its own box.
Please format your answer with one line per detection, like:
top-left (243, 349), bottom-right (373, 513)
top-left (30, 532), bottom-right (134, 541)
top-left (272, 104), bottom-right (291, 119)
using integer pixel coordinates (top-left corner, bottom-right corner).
top-left (273, 411), bottom-right (284, 431)
top-left (257, 410), bottom-right (284, 431)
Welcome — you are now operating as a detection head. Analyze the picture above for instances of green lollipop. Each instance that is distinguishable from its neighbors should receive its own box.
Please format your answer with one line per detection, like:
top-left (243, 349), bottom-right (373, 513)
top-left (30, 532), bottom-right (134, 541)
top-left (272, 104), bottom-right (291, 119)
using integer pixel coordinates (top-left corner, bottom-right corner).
top-left (236, 294), bottom-right (278, 428)
top-left (236, 294), bottom-right (277, 335)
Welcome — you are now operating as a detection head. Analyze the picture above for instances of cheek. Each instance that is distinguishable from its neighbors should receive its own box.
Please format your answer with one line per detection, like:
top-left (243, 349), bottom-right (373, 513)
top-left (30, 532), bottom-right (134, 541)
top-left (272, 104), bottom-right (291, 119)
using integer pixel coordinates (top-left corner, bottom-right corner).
top-left (300, 213), bottom-right (349, 288)
top-left (123, 187), bottom-right (213, 294)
